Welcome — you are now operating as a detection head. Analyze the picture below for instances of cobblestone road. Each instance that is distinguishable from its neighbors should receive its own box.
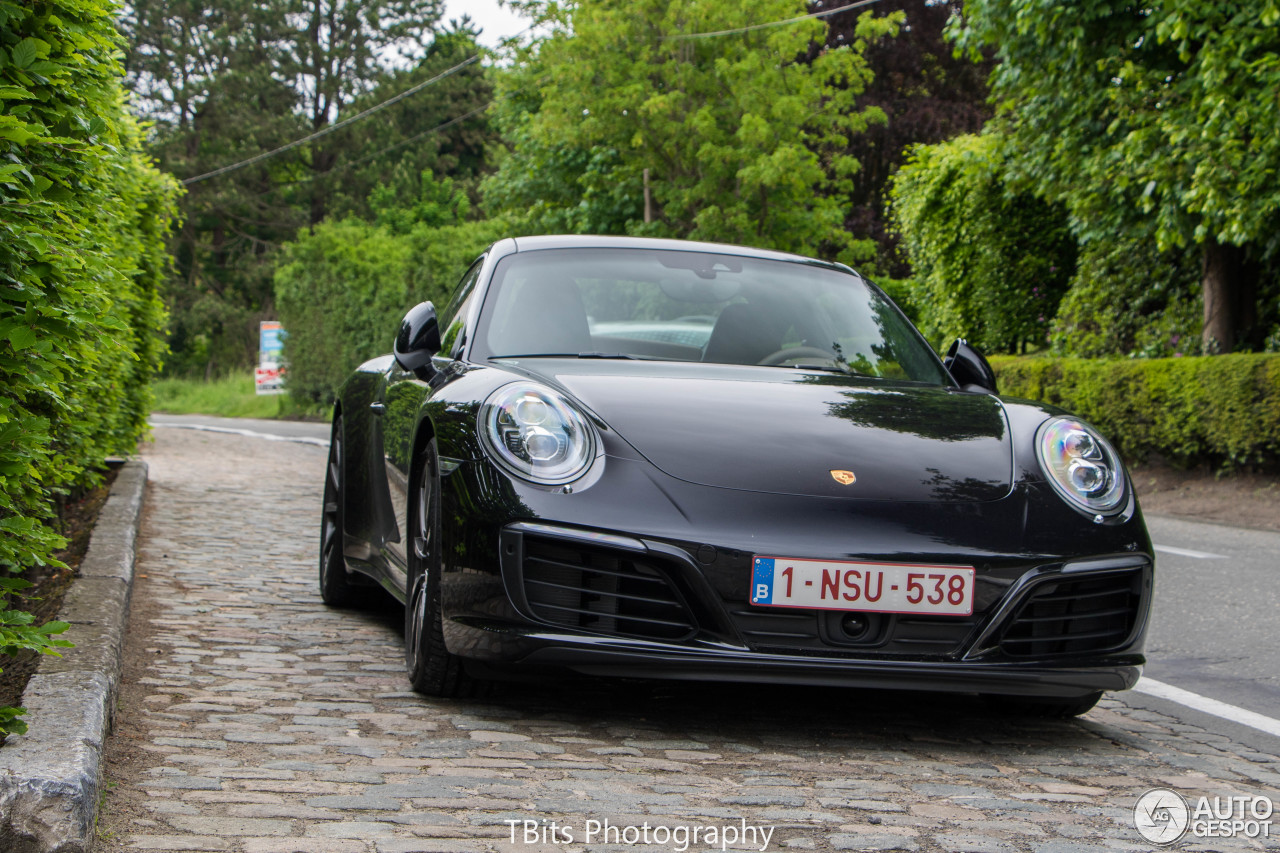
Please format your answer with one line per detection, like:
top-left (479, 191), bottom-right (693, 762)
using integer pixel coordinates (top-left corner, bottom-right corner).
top-left (99, 428), bottom-right (1280, 852)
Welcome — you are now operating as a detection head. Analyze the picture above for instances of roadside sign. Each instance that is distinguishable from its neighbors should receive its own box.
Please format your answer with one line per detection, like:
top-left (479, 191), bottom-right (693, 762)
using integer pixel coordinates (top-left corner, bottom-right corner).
top-left (256, 321), bottom-right (286, 395)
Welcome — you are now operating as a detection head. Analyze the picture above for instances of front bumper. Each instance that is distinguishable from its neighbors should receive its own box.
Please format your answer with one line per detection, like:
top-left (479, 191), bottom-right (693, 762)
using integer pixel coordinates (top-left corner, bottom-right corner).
top-left (440, 520), bottom-right (1152, 699)
top-left (476, 636), bottom-right (1142, 698)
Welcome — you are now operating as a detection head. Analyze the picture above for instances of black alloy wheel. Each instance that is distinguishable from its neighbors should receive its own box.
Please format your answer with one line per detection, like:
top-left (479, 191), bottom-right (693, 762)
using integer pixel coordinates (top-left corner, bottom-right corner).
top-left (319, 414), bottom-right (358, 605)
top-left (405, 437), bottom-right (473, 696)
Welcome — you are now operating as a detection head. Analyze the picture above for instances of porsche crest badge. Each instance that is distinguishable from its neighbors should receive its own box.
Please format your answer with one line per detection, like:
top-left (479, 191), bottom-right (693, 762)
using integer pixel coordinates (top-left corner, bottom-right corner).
top-left (830, 469), bottom-right (856, 485)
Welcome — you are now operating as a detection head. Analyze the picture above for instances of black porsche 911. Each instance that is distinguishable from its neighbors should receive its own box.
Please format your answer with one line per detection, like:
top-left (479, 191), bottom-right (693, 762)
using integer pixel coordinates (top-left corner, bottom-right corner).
top-left (320, 235), bottom-right (1153, 716)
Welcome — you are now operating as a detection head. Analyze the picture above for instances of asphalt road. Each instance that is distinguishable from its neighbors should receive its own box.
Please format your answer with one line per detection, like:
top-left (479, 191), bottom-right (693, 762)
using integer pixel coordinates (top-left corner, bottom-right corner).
top-left (148, 413), bottom-right (1280, 752)
top-left (1138, 515), bottom-right (1280, 744)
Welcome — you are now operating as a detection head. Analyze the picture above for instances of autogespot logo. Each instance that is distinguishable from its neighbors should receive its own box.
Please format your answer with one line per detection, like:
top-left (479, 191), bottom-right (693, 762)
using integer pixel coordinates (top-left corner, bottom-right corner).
top-left (1134, 789), bottom-right (1276, 843)
top-left (1134, 789), bottom-right (1191, 845)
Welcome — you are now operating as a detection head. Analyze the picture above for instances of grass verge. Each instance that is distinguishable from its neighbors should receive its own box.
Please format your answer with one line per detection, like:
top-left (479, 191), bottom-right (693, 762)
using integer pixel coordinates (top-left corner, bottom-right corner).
top-left (152, 374), bottom-right (327, 420)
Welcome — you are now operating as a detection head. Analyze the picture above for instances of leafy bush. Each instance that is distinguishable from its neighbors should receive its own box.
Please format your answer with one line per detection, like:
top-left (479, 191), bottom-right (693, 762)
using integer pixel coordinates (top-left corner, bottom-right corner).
top-left (371, 169), bottom-right (472, 236)
top-left (275, 216), bottom-right (510, 405)
top-left (274, 220), bottom-right (413, 405)
top-left (1050, 227), bottom-right (1203, 358)
top-left (889, 133), bottom-right (1076, 353)
top-left (0, 0), bottom-right (180, 734)
top-left (869, 275), bottom-right (922, 327)
top-left (403, 217), bottom-right (513, 305)
top-left (992, 354), bottom-right (1280, 469)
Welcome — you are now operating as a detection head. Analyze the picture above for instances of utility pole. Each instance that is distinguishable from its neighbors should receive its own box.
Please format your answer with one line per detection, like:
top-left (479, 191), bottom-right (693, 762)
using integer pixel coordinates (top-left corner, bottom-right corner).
top-left (644, 168), bottom-right (652, 224)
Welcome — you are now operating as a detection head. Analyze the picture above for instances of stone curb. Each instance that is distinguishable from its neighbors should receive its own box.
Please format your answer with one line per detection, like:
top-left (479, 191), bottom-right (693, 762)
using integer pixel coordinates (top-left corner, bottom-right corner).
top-left (0, 460), bottom-right (148, 853)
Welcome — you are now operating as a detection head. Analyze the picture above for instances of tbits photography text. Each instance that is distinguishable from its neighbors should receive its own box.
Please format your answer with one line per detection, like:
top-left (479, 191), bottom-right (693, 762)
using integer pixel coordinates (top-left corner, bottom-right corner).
top-left (505, 817), bottom-right (775, 851)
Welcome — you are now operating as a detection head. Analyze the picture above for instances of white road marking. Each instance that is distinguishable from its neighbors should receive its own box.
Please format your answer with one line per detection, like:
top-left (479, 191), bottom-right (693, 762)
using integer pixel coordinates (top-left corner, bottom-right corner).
top-left (1153, 544), bottom-right (1226, 560)
top-left (1133, 678), bottom-right (1280, 739)
top-left (150, 422), bottom-right (329, 448)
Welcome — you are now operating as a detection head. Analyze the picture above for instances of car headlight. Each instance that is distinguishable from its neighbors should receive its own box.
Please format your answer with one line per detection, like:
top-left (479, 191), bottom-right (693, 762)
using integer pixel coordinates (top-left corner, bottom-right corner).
top-left (479, 382), bottom-right (596, 485)
top-left (1036, 417), bottom-right (1127, 515)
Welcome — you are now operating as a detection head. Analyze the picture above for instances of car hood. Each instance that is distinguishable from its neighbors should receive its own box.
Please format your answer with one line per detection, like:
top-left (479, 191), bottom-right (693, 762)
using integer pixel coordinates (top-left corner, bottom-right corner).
top-left (522, 362), bottom-right (1013, 502)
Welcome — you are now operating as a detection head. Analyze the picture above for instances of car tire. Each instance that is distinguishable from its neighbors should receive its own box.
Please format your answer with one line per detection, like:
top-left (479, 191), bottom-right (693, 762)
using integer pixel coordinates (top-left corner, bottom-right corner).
top-left (984, 691), bottom-right (1103, 719)
top-left (405, 437), bottom-right (474, 697)
top-left (319, 414), bottom-right (361, 606)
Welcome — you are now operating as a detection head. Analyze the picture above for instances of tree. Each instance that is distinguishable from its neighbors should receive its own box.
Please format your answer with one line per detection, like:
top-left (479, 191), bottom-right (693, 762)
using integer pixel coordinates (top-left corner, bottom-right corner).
top-left (280, 0), bottom-right (445, 224)
top-left (484, 0), bottom-right (900, 263)
top-left (122, 2), bottom-right (494, 375)
top-left (324, 23), bottom-right (494, 224)
top-left (274, 220), bottom-right (413, 403)
top-left (814, 0), bottom-right (992, 276)
top-left (123, 0), bottom-right (313, 376)
top-left (121, 0), bottom-right (295, 131)
top-left (954, 0), bottom-right (1280, 353)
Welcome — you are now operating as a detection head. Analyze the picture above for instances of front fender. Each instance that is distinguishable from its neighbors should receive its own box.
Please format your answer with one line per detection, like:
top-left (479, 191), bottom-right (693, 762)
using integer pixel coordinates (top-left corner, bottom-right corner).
top-left (336, 357), bottom-right (396, 563)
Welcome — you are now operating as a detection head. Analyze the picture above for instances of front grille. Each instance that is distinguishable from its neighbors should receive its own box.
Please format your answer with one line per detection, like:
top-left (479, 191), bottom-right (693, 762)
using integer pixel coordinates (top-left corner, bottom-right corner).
top-left (998, 569), bottom-right (1143, 658)
top-left (728, 606), bottom-right (979, 658)
top-left (521, 538), bottom-right (697, 641)
top-left (889, 615), bottom-right (981, 654)
top-left (731, 607), bottom-right (821, 647)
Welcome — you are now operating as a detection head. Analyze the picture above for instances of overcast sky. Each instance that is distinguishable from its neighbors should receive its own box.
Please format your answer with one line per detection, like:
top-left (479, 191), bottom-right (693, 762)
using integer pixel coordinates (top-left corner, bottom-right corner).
top-left (442, 0), bottom-right (530, 48)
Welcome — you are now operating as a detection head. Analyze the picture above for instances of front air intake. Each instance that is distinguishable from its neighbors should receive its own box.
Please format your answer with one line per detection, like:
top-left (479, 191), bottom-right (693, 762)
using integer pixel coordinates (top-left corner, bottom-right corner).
top-left (998, 569), bottom-right (1143, 658)
top-left (520, 537), bottom-right (697, 641)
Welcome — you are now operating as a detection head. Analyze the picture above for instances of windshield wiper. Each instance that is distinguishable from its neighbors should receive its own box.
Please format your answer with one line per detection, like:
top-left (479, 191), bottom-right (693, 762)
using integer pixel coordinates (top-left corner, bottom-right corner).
top-left (791, 362), bottom-right (864, 376)
top-left (489, 352), bottom-right (658, 361)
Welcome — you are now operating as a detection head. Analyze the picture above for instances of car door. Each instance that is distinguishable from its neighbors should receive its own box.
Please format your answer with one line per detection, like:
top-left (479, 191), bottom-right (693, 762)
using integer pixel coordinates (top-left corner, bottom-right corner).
top-left (371, 259), bottom-right (487, 589)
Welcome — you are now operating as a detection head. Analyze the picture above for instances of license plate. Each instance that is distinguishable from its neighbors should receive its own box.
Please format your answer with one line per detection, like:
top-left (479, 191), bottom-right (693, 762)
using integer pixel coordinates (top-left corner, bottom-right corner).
top-left (751, 556), bottom-right (975, 616)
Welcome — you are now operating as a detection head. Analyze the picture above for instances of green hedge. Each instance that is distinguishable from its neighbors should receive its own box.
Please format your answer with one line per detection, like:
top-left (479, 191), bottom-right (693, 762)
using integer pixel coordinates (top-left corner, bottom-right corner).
top-left (991, 354), bottom-right (1280, 469)
top-left (275, 216), bottom-right (512, 406)
top-left (889, 134), bottom-right (1076, 354)
top-left (0, 0), bottom-right (180, 734)
top-left (274, 219), bottom-right (414, 406)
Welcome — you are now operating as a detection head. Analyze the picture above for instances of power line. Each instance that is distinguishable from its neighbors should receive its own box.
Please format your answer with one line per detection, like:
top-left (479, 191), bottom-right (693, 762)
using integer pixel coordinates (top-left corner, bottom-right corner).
top-left (331, 104), bottom-right (491, 174)
top-left (664, 0), bottom-right (884, 40)
top-left (180, 55), bottom-right (481, 186)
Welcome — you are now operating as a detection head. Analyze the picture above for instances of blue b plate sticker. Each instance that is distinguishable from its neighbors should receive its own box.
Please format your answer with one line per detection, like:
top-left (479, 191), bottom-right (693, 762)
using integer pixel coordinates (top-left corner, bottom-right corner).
top-left (752, 557), bottom-right (775, 605)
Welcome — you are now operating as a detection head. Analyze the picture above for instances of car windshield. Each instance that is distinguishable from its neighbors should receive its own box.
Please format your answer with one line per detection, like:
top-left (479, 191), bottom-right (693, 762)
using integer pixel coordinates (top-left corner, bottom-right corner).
top-left (475, 247), bottom-right (950, 384)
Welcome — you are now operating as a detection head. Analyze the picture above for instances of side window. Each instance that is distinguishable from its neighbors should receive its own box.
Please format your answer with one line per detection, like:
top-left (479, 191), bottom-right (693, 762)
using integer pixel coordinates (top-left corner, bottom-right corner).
top-left (439, 259), bottom-right (484, 358)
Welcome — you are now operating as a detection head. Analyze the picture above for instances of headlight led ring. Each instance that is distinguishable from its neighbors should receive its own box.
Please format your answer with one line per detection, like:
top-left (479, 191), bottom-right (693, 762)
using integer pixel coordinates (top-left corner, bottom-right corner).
top-left (1036, 417), bottom-right (1127, 515)
top-left (479, 382), bottom-right (596, 485)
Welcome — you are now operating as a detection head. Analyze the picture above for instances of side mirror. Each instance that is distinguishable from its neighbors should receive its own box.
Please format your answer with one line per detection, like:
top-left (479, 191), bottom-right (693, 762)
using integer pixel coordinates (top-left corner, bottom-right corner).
top-left (394, 301), bottom-right (441, 378)
top-left (943, 339), bottom-right (998, 394)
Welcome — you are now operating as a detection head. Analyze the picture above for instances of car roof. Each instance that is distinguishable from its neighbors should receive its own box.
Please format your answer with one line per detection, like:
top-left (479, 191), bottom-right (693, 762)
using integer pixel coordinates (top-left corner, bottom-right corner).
top-left (504, 234), bottom-right (856, 274)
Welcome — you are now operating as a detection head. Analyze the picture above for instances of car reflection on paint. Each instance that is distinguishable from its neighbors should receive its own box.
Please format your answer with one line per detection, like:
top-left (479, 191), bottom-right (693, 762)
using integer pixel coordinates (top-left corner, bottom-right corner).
top-left (318, 235), bottom-right (1153, 717)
